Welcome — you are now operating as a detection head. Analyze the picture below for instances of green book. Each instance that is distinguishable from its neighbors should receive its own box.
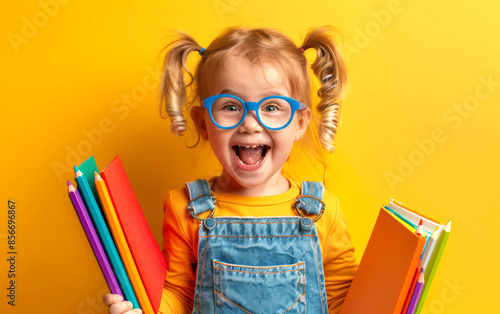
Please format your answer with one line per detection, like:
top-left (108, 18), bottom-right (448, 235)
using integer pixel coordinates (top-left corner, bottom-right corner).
top-left (79, 156), bottom-right (105, 216)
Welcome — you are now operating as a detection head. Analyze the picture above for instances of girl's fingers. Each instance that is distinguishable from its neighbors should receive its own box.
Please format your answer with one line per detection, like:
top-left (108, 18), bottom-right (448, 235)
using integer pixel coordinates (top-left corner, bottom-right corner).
top-left (108, 300), bottom-right (137, 314)
top-left (103, 293), bottom-right (123, 306)
top-left (103, 294), bottom-right (142, 314)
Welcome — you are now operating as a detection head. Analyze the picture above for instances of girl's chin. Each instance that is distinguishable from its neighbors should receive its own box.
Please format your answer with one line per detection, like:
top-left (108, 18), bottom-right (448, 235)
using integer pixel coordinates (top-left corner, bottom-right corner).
top-left (218, 165), bottom-right (285, 192)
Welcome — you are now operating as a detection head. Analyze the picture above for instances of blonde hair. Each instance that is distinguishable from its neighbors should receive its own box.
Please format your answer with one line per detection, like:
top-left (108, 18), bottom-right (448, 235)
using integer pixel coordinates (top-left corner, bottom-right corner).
top-left (159, 26), bottom-right (348, 152)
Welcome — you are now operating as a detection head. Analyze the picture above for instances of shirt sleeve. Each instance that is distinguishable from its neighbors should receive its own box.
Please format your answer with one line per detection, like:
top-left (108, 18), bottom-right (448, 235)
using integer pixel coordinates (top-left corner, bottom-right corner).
top-left (158, 190), bottom-right (196, 314)
top-left (323, 197), bottom-right (358, 313)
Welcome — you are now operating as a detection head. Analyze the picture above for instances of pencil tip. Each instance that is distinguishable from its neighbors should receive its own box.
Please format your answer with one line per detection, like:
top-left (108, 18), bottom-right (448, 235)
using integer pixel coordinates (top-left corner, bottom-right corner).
top-left (418, 269), bottom-right (425, 282)
top-left (445, 219), bottom-right (451, 231)
top-left (67, 181), bottom-right (76, 192)
top-left (415, 219), bottom-right (424, 236)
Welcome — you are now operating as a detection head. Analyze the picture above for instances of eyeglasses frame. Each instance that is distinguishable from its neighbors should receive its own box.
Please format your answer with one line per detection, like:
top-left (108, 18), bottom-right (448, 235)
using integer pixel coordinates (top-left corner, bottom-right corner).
top-left (203, 94), bottom-right (307, 130)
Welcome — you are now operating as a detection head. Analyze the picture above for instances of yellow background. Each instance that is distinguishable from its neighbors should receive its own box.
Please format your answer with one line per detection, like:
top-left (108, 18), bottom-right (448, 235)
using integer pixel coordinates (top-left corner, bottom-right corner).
top-left (1, 0), bottom-right (498, 313)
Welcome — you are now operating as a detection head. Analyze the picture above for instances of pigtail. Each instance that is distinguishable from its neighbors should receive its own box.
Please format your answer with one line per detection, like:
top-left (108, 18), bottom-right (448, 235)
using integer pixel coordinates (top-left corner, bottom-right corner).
top-left (159, 33), bottom-right (203, 136)
top-left (301, 26), bottom-right (348, 152)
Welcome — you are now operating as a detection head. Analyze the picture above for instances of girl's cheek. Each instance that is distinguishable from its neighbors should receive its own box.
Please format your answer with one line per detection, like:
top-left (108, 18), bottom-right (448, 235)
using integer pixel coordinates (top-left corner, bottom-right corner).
top-left (207, 134), bottom-right (223, 147)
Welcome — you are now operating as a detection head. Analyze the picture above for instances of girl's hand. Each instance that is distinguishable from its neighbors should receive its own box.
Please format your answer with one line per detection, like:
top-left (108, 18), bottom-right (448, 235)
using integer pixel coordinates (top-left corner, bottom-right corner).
top-left (103, 294), bottom-right (142, 314)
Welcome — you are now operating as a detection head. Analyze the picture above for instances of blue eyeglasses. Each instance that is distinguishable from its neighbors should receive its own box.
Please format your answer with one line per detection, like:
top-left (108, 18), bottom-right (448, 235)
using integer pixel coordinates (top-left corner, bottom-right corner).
top-left (203, 94), bottom-right (307, 130)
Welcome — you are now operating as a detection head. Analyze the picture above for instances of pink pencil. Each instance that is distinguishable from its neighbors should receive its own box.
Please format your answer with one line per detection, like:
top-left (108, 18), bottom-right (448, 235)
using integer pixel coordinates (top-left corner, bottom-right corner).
top-left (67, 181), bottom-right (123, 298)
top-left (407, 268), bottom-right (425, 314)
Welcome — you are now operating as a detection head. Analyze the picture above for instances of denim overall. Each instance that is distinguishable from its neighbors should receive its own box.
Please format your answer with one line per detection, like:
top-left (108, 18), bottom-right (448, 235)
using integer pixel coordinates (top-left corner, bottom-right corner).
top-left (185, 180), bottom-right (328, 314)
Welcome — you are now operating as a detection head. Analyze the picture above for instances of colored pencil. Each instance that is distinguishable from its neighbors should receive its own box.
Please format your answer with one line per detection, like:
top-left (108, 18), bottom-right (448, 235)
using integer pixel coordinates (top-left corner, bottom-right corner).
top-left (67, 181), bottom-right (123, 298)
top-left (421, 226), bottom-right (440, 270)
top-left (74, 166), bottom-right (140, 309)
top-left (384, 206), bottom-right (433, 237)
top-left (401, 220), bottom-right (424, 312)
top-left (95, 172), bottom-right (154, 314)
top-left (407, 269), bottom-right (425, 314)
top-left (415, 219), bottom-right (424, 237)
top-left (402, 258), bottom-right (422, 313)
top-left (78, 156), bottom-right (104, 214)
top-left (415, 219), bottom-right (451, 312)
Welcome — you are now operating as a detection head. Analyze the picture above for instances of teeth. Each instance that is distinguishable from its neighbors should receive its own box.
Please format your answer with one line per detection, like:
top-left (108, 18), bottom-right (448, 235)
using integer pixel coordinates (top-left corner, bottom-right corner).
top-left (237, 144), bottom-right (262, 148)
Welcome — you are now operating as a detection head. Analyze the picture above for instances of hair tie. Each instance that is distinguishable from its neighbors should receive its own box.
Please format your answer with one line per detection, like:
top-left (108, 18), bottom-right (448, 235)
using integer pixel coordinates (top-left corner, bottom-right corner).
top-left (199, 47), bottom-right (206, 56)
top-left (320, 80), bottom-right (338, 95)
top-left (322, 74), bottom-right (333, 83)
top-left (299, 46), bottom-right (305, 54)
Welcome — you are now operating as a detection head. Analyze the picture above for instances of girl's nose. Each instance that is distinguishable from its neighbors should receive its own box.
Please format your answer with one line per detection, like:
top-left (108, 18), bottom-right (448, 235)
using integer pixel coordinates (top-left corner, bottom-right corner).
top-left (237, 111), bottom-right (264, 133)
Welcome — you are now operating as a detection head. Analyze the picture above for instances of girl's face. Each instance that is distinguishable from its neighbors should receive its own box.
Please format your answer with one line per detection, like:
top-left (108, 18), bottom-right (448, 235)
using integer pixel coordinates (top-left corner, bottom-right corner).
top-left (199, 55), bottom-right (310, 196)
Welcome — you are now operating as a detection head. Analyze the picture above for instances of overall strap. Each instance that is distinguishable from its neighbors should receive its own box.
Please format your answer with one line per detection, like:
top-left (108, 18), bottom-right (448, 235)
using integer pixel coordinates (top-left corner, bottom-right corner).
top-left (185, 179), bottom-right (216, 220)
top-left (294, 181), bottom-right (326, 223)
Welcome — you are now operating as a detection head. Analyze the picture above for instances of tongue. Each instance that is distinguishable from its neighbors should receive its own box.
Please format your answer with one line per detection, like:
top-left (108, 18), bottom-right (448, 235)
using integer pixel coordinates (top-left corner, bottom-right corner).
top-left (238, 146), bottom-right (264, 165)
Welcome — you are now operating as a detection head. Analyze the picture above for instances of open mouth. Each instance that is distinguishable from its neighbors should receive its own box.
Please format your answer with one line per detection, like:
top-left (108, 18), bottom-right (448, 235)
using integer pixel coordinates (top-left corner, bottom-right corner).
top-left (233, 144), bottom-right (270, 167)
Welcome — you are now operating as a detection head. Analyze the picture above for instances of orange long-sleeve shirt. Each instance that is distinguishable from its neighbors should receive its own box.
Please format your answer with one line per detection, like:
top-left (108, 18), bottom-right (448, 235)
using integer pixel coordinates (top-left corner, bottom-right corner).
top-left (158, 179), bottom-right (357, 313)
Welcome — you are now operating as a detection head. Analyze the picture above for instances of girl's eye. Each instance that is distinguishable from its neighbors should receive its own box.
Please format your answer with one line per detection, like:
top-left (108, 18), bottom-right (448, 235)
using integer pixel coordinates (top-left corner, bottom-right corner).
top-left (223, 103), bottom-right (241, 111)
top-left (262, 103), bottom-right (280, 112)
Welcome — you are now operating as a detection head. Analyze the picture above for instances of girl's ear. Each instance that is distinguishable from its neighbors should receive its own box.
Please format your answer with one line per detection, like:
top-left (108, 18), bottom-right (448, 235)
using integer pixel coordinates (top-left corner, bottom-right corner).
top-left (191, 106), bottom-right (208, 140)
top-left (294, 109), bottom-right (312, 141)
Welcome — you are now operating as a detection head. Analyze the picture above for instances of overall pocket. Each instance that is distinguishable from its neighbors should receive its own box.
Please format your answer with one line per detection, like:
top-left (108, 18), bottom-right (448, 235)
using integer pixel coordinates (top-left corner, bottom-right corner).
top-left (213, 260), bottom-right (306, 314)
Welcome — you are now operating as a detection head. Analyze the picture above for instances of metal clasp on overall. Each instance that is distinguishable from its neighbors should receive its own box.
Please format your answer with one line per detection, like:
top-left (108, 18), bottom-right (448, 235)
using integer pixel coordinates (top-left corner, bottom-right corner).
top-left (188, 193), bottom-right (217, 229)
top-left (294, 195), bottom-right (325, 231)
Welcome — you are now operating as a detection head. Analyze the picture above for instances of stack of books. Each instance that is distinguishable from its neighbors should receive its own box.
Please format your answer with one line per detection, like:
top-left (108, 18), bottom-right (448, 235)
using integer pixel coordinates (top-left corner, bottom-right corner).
top-left (341, 200), bottom-right (451, 314)
top-left (66, 156), bottom-right (167, 314)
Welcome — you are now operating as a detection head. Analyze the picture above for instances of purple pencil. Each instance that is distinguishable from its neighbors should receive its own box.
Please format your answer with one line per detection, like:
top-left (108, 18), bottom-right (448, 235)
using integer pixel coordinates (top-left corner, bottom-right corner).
top-left (407, 268), bottom-right (425, 314)
top-left (67, 180), bottom-right (124, 298)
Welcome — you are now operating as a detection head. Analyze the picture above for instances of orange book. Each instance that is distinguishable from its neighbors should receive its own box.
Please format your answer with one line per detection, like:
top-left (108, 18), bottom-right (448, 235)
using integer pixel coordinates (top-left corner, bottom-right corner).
top-left (340, 208), bottom-right (425, 313)
top-left (392, 199), bottom-right (442, 225)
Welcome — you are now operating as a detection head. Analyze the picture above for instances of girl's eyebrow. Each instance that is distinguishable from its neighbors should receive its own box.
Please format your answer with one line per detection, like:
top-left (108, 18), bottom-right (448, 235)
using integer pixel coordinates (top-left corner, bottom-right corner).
top-left (219, 89), bottom-right (240, 96)
top-left (218, 89), bottom-right (287, 99)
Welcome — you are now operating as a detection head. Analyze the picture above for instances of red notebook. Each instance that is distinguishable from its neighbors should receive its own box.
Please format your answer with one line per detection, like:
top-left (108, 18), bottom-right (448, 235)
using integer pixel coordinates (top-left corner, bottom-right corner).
top-left (101, 156), bottom-right (167, 313)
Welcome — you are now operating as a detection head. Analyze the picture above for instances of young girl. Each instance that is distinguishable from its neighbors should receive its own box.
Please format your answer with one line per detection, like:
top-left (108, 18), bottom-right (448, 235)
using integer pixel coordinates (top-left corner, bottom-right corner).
top-left (104, 26), bottom-right (357, 314)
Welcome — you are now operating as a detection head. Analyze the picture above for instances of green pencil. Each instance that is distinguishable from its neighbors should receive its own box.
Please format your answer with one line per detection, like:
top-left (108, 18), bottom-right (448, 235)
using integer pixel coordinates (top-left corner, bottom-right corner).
top-left (415, 219), bottom-right (451, 313)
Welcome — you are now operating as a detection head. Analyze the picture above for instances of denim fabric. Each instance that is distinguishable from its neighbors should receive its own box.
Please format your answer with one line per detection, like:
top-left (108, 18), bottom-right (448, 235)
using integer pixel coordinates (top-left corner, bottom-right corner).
top-left (185, 180), bottom-right (325, 216)
top-left (186, 180), bottom-right (328, 313)
top-left (213, 260), bottom-right (306, 313)
top-left (185, 179), bottom-right (216, 216)
top-left (192, 217), bottom-right (328, 313)
top-left (295, 181), bottom-right (325, 215)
